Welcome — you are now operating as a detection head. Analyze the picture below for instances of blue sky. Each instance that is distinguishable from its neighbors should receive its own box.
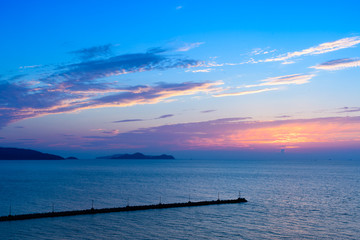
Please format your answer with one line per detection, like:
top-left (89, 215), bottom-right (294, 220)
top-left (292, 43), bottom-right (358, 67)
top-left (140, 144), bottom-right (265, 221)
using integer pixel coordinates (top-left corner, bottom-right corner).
top-left (1, 0), bottom-right (360, 159)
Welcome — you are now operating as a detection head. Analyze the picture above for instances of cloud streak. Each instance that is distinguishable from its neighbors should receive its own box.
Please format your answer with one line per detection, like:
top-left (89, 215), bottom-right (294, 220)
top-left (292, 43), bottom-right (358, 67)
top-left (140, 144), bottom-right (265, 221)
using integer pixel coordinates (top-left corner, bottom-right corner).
top-left (246, 74), bottom-right (316, 88)
top-left (276, 115), bottom-right (291, 119)
top-left (201, 110), bottom-right (216, 113)
top-left (311, 58), bottom-right (360, 71)
top-left (177, 42), bottom-right (204, 52)
top-left (156, 114), bottom-right (174, 119)
top-left (187, 68), bottom-right (213, 73)
top-left (337, 107), bottom-right (360, 113)
top-left (262, 37), bottom-right (360, 63)
top-left (113, 119), bottom-right (144, 123)
top-left (251, 48), bottom-right (276, 56)
top-left (69, 44), bottom-right (113, 60)
top-left (113, 114), bottom-right (174, 123)
top-left (213, 88), bottom-right (278, 98)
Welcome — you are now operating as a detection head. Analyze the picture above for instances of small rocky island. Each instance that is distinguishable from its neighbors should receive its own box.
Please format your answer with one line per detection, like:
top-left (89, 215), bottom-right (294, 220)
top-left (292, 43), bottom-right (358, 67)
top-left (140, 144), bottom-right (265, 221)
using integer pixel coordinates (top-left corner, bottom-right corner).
top-left (0, 147), bottom-right (64, 160)
top-left (96, 152), bottom-right (175, 160)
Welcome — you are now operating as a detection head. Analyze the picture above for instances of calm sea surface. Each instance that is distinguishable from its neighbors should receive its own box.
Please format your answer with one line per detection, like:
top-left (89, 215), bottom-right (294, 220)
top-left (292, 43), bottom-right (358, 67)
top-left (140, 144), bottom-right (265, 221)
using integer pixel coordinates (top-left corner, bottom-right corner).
top-left (0, 158), bottom-right (359, 239)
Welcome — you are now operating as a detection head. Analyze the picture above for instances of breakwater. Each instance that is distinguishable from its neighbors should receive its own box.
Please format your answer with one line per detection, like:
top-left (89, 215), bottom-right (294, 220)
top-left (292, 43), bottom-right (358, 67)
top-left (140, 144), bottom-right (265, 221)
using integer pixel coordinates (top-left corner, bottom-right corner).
top-left (0, 198), bottom-right (247, 222)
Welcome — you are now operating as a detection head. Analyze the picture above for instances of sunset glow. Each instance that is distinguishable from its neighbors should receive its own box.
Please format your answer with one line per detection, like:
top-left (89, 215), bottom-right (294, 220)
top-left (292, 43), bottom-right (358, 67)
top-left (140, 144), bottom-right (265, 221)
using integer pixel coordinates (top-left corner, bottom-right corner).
top-left (0, 1), bottom-right (359, 159)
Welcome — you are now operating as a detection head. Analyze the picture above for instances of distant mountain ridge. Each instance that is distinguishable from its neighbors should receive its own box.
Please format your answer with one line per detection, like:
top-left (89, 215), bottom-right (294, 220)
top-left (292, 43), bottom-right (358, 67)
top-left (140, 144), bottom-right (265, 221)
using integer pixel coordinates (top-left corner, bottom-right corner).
top-left (96, 152), bottom-right (175, 159)
top-left (0, 147), bottom-right (64, 160)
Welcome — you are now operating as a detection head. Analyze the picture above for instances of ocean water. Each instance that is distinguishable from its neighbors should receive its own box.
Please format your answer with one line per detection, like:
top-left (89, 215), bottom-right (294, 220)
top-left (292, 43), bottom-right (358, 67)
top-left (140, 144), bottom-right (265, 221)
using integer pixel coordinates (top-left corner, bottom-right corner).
top-left (0, 158), bottom-right (359, 239)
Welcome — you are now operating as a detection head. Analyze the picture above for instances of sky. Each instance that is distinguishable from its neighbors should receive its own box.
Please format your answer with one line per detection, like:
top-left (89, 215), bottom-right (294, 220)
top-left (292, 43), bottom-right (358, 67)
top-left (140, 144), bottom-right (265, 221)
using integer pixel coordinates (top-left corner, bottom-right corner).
top-left (0, 0), bottom-right (360, 159)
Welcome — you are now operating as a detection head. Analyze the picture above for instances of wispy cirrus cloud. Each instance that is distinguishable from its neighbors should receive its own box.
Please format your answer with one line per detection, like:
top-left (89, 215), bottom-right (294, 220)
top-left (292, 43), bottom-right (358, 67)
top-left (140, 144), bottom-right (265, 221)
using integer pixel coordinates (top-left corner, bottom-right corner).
top-left (310, 58), bottom-right (360, 71)
top-left (6, 74), bottom-right (27, 82)
top-left (0, 45), bottom-right (208, 128)
top-left (186, 68), bottom-right (214, 73)
top-left (198, 37), bottom-right (360, 68)
top-left (0, 81), bottom-right (222, 128)
top-left (176, 42), bottom-right (204, 52)
top-left (101, 129), bottom-right (120, 135)
top-left (19, 65), bottom-right (42, 69)
top-left (211, 73), bottom-right (315, 98)
top-left (276, 115), bottom-right (291, 119)
top-left (69, 44), bottom-right (113, 60)
top-left (213, 88), bottom-right (278, 98)
top-left (261, 37), bottom-right (360, 64)
top-left (201, 109), bottom-right (216, 113)
top-left (8, 45), bottom-right (202, 97)
top-left (246, 74), bottom-right (316, 88)
top-left (54, 48), bottom-right (202, 86)
top-left (250, 48), bottom-right (276, 56)
top-left (113, 114), bottom-right (175, 123)
top-left (337, 107), bottom-right (360, 113)
top-left (156, 114), bottom-right (174, 119)
top-left (113, 119), bottom-right (144, 123)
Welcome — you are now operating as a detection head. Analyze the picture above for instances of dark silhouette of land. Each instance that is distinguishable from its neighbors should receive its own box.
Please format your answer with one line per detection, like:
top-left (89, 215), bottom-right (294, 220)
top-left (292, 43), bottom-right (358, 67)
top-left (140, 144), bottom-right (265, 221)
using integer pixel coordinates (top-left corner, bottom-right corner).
top-left (0, 147), bottom-right (64, 160)
top-left (0, 147), bottom-right (172, 160)
top-left (0, 197), bottom-right (247, 222)
top-left (97, 152), bottom-right (175, 159)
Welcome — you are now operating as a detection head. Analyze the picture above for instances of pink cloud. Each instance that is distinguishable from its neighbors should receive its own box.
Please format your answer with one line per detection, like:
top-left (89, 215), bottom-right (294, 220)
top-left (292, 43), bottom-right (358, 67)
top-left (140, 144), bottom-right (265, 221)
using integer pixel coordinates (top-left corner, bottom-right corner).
top-left (79, 116), bottom-right (360, 152)
top-left (0, 81), bottom-right (222, 128)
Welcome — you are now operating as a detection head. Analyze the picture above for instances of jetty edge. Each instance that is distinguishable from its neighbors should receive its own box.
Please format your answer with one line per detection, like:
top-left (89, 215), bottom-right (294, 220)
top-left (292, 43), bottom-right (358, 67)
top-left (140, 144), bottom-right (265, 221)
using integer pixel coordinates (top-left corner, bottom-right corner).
top-left (0, 198), bottom-right (247, 222)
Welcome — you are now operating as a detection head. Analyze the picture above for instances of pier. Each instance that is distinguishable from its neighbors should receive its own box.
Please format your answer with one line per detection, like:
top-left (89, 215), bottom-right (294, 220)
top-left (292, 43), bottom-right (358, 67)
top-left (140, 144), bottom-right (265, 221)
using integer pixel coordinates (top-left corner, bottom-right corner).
top-left (0, 198), bottom-right (247, 222)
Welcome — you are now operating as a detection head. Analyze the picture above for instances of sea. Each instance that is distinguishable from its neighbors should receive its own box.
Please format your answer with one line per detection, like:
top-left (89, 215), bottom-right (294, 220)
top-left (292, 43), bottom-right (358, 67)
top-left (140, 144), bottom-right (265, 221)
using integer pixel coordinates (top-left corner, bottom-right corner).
top-left (0, 158), bottom-right (359, 239)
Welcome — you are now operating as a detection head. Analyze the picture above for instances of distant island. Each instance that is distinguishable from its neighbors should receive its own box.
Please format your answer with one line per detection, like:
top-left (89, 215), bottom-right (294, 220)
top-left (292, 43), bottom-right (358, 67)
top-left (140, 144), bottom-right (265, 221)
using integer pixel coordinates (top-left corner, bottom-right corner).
top-left (0, 147), bottom-right (64, 160)
top-left (96, 152), bottom-right (175, 160)
top-left (0, 147), bottom-right (171, 160)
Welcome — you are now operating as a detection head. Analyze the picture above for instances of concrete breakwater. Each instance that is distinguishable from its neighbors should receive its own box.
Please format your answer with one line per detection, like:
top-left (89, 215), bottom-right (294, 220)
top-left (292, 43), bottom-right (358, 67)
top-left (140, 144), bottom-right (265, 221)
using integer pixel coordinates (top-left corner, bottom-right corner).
top-left (0, 198), bottom-right (247, 222)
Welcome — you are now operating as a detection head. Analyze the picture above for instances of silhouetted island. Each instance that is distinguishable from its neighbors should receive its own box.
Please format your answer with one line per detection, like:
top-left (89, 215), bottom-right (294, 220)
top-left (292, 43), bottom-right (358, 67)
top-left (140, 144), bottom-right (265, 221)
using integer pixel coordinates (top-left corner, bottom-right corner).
top-left (65, 156), bottom-right (78, 160)
top-left (0, 147), bottom-right (64, 160)
top-left (96, 152), bottom-right (175, 160)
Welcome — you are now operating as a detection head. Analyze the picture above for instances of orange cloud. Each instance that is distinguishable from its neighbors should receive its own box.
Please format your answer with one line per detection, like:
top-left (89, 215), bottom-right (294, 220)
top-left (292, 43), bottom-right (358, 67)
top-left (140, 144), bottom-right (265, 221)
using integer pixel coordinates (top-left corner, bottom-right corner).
top-left (184, 117), bottom-right (360, 150)
top-left (78, 116), bottom-right (360, 152)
